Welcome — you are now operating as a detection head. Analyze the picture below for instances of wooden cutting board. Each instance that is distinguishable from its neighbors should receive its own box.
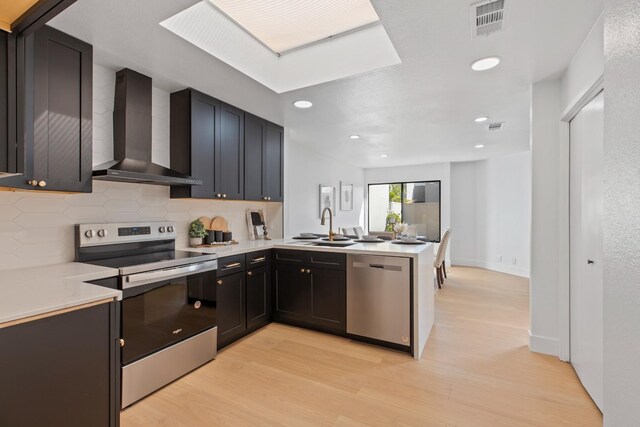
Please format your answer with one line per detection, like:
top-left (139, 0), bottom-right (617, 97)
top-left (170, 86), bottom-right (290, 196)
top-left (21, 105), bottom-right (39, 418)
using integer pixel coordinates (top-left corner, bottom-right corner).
top-left (198, 216), bottom-right (213, 230)
top-left (210, 216), bottom-right (228, 231)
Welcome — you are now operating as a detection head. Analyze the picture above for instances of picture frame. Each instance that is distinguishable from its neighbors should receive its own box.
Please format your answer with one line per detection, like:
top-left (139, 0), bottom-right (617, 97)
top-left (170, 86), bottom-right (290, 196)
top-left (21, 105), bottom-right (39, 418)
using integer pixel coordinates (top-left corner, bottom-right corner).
top-left (319, 185), bottom-right (336, 218)
top-left (340, 182), bottom-right (354, 211)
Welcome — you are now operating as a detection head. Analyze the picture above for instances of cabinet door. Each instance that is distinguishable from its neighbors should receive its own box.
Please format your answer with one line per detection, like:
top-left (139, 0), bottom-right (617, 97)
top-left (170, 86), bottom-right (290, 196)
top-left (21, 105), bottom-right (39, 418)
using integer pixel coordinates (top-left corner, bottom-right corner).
top-left (264, 122), bottom-right (284, 202)
top-left (0, 303), bottom-right (117, 427)
top-left (217, 271), bottom-right (246, 349)
top-left (244, 113), bottom-right (266, 201)
top-left (31, 26), bottom-right (92, 192)
top-left (0, 31), bottom-right (7, 173)
top-left (273, 263), bottom-right (310, 325)
top-left (190, 90), bottom-right (220, 199)
top-left (310, 268), bottom-right (346, 333)
top-left (219, 102), bottom-right (244, 200)
top-left (246, 266), bottom-right (271, 330)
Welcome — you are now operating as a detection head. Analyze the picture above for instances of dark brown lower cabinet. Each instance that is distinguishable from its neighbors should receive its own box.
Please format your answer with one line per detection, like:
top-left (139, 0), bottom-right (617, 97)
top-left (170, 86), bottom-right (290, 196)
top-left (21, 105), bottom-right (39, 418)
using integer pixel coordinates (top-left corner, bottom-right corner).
top-left (246, 265), bottom-right (271, 331)
top-left (216, 271), bottom-right (246, 349)
top-left (0, 302), bottom-right (119, 427)
top-left (310, 268), bottom-right (346, 332)
top-left (273, 251), bottom-right (346, 335)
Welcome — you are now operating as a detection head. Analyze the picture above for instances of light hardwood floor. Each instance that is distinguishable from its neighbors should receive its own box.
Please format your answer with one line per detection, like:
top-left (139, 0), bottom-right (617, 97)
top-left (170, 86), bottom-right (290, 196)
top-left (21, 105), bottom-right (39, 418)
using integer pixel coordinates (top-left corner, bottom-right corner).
top-left (121, 267), bottom-right (602, 427)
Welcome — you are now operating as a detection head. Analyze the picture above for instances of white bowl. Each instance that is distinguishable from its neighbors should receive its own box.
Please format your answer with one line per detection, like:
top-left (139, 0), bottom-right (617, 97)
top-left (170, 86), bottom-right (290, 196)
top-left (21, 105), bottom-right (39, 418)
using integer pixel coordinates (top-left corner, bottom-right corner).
top-left (299, 233), bottom-right (315, 238)
top-left (400, 236), bottom-right (419, 243)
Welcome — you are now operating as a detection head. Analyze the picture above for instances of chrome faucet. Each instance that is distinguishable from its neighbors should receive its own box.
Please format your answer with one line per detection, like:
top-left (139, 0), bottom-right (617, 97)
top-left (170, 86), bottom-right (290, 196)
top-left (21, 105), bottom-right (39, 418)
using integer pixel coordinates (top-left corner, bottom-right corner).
top-left (320, 207), bottom-right (336, 242)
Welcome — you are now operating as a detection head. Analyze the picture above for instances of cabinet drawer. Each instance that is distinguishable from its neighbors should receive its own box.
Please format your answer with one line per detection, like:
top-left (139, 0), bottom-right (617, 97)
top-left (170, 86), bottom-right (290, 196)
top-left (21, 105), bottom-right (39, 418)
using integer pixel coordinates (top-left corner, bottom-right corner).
top-left (217, 254), bottom-right (245, 277)
top-left (273, 249), bottom-right (307, 266)
top-left (246, 250), bottom-right (270, 269)
top-left (308, 252), bottom-right (346, 271)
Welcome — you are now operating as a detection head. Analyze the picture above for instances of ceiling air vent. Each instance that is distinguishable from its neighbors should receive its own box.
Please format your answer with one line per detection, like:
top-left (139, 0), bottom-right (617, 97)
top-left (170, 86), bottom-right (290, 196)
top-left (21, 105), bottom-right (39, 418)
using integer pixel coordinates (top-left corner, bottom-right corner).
top-left (470, 0), bottom-right (506, 38)
top-left (488, 122), bottom-right (504, 131)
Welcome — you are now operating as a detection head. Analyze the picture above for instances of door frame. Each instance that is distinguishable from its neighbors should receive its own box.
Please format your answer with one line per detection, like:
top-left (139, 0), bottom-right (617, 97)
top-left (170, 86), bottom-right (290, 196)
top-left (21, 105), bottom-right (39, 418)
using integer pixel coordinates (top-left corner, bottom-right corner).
top-left (558, 74), bottom-right (604, 362)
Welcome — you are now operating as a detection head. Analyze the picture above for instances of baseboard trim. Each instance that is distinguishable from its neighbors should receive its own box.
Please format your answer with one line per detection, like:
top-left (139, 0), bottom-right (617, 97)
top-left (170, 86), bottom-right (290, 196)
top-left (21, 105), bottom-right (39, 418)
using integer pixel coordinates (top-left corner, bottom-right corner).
top-left (451, 259), bottom-right (530, 278)
top-left (529, 332), bottom-right (559, 356)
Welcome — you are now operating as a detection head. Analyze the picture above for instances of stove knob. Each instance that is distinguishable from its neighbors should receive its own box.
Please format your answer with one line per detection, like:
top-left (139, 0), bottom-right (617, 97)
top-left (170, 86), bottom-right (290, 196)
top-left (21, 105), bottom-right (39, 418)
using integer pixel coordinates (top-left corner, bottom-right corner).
top-left (167, 226), bottom-right (175, 233)
top-left (159, 226), bottom-right (167, 233)
top-left (97, 229), bottom-right (108, 237)
top-left (85, 230), bottom-right (95, 238)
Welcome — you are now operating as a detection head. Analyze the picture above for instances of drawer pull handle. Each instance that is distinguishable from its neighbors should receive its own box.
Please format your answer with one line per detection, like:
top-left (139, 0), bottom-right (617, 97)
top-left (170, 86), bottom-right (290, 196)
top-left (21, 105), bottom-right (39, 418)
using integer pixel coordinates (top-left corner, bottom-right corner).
top-left (224, 262), bottom-right (242, 268)
top-left (251, 256), bottom-right (266, 263)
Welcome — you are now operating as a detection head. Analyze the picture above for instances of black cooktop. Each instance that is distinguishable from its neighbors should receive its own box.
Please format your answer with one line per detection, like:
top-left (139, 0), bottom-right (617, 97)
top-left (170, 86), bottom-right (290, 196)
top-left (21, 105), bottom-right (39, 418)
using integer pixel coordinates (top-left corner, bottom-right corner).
top-left (85, 250), bottom-right (211, 271)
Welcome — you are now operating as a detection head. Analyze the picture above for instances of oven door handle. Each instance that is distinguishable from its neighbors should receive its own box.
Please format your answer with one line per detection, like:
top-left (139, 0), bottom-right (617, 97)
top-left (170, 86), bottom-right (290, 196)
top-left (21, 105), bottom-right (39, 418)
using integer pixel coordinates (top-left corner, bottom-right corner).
top-left (123, 260), bottom-right (218, 289)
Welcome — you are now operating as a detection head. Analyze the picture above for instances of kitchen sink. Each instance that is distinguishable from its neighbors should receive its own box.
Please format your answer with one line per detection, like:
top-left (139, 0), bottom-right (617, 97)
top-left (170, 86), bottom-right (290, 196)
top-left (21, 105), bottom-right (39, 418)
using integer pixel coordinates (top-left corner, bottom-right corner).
top-left (311, 241), bottom-right (356, 247)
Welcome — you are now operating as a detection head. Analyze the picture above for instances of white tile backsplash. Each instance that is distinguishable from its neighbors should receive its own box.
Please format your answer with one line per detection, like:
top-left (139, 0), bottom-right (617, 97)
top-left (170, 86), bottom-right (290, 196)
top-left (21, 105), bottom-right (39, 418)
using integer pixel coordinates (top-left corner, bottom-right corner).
top-left (0, 181), bottom-right (282, 270)
top-left (0, 64), bottom-right (283, 270)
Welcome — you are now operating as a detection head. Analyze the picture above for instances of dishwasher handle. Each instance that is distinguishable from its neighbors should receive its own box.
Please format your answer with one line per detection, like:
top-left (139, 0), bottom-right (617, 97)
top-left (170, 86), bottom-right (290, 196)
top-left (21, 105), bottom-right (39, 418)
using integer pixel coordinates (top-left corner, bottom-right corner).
top-left (352, 261), bottom-right (403, 272)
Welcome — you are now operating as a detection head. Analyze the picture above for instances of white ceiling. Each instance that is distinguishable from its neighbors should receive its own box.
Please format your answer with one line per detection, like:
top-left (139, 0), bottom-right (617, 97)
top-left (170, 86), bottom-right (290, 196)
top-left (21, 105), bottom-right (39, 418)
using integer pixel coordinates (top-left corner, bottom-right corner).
top-left (50, 0), bottom-right (603, 169)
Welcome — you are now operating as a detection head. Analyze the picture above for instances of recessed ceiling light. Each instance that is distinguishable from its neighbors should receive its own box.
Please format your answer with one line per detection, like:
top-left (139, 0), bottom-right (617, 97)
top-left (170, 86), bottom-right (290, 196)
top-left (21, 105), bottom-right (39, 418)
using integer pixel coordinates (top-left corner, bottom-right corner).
top-left (471, 56), bottom-right (501, 71)
top-left (349, 135), bottom-right (360, 139)
top-left (293, 100), bottom-right (313, 109)
top-left (380, 154), bottom-right (388, 158)
top-left (474, 116), bottom-right (489, 123)
top-left (475, 144), bottom-right (485, 149)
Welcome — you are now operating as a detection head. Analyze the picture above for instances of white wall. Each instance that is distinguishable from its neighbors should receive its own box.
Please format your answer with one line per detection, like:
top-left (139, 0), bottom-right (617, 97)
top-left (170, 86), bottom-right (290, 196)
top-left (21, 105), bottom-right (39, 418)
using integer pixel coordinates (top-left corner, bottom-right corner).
top-left (561, 13), bottom-right (605, 114)
top-left (529, 78), bottom-right (563, 357)
top-left (451, 151), bottom-right (531, 278)
top-left (364, 162), bottom-right (451, 262)
top-left (0, 64), bottom-right (283, 271)
top-left (527, 14), bottom-right (604, 360)
top-left (603, 1), bottom-right (640, 424)
top-left (284, 137), bottom-right (365, 236)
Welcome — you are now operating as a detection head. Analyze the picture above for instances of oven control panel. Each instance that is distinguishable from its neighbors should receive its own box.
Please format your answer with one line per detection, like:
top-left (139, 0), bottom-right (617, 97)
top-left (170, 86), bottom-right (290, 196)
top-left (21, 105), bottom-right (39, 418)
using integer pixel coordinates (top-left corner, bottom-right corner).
top-left (76, 222), bottom-right (178, 247)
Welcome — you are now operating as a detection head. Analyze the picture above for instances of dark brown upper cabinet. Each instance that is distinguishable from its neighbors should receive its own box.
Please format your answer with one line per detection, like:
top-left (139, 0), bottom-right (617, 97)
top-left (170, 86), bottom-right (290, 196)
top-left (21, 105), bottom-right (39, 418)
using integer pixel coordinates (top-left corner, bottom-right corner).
top-left (219, 102), bottom-right (244, 200)
top-left (170, 88), bottom-right (221, 199)
top-left (30, 26), bottom-right (93, 192)
top-left (0, 25), bottom-right (92, 192)
top-left (170, 90), bottom-right (245, 200)
top-left (0, 31), bottom-right (10, 175)
top-left (244, 113), bottom-right (284, 202)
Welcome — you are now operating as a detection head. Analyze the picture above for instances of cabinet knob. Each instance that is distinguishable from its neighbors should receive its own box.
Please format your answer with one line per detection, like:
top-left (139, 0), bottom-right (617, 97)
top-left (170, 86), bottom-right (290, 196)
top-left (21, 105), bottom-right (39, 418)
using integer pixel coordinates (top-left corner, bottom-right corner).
top-left (119, 339), bottom-right (125, 347)
top-left (306, 269), bottom-right (311, 274)
top-left (216, 193), bottom-right (222, 198)
top-left (217, 280), bottom-right (223, 285)
top-left (300, 268), bottom-right (305, 273)
top-left (38, 181), bottom-right (46, 188)
top-left (28, 180), bottom-right (38, 187)
top-left (247, 271), bottom-right (253, 276)
top-left (222, 194), bottom-right (227, 198)
top-left (267, 197), bottom-right (271, 201)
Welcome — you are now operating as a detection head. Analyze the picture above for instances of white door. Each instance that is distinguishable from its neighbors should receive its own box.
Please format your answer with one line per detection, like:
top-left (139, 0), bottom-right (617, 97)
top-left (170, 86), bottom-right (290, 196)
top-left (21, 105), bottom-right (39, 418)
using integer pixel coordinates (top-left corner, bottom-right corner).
top-left (569, 91), bottom-right (604, 411)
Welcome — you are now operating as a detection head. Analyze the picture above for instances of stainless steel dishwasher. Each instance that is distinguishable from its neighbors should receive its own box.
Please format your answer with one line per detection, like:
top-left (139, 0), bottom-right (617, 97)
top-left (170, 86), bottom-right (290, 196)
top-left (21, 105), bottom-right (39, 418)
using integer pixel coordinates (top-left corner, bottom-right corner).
top-left (347, 254), bottom-right (411, 347)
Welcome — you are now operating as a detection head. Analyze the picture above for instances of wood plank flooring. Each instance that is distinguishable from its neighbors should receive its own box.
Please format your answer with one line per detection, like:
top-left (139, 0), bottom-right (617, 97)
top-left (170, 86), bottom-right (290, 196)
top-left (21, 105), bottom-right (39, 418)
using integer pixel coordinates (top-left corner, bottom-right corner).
top-left (121, 267), bottom-right (602, 426)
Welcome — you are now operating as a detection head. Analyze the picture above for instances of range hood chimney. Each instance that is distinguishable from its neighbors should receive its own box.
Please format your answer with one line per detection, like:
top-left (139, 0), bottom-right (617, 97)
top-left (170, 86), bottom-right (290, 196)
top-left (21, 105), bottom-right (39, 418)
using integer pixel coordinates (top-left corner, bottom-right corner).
top-left (92, 68), bottom-right (201, 186)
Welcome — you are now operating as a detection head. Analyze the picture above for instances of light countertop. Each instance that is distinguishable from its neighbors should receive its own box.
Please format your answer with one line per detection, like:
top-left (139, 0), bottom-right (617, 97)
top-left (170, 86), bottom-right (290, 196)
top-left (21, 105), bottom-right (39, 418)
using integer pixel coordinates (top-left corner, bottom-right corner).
top-left (182, 238), bottom-right (434, 258)
top-left (0, 262), bottom-right (121, 326)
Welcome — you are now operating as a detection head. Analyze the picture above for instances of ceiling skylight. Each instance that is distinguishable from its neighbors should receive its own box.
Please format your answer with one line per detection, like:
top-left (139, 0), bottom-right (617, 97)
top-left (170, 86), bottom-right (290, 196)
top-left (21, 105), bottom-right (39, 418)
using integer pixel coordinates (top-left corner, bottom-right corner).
top-left (208, 0), bottom-right (380, 55)
top-left (160, 1), bottom-right (401, 93)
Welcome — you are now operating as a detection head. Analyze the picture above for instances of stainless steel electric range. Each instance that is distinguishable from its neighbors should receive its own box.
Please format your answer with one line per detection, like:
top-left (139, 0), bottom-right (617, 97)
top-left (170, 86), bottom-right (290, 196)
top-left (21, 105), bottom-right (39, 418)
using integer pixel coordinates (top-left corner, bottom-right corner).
top-left (75, 222), bottom-right (218, 408)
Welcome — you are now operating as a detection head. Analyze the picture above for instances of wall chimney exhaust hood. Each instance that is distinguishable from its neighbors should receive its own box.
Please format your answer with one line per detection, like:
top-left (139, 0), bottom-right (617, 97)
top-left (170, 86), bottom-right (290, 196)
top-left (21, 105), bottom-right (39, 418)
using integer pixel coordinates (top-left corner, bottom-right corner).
top-left (93, 68), bottom-right (202, 186)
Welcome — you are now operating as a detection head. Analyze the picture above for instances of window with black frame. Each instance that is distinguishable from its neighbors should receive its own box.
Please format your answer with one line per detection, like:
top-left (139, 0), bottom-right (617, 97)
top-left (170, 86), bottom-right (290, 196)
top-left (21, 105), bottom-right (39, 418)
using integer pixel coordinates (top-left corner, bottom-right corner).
top-left (368, 181), bottom-right (441, 242)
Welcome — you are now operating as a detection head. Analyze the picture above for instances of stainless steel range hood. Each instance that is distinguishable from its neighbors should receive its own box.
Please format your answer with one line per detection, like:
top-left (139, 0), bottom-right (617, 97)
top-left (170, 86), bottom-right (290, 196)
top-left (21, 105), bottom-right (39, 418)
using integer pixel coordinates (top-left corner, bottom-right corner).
top-left (93, 68), bottom-right (201, 186)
